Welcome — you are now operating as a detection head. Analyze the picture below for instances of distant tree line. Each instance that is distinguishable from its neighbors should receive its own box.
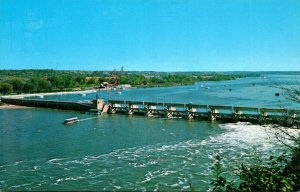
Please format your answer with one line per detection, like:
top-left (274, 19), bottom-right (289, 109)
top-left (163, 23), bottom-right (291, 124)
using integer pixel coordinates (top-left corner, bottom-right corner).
top-left (0, 76), bottom-right (101, 94)
top-left (0, 70), bottom-right (259, 95)
top-left (118, 73), bottom-right (253, 87)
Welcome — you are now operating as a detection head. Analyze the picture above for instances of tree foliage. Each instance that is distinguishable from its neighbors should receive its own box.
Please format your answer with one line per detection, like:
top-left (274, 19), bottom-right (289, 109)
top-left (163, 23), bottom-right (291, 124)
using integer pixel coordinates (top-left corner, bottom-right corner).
top-left (211, 154), bottom-right (298, 192)
top-left (0, 69), bottom-right (259, 95)
top-left (0, 82), bottom-right (13, 94)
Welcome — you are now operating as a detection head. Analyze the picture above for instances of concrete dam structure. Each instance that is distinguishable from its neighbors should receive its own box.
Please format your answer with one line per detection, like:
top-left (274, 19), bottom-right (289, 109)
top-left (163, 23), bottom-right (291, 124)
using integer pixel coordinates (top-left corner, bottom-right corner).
top-left (1, 97), bottom-right (300, 127)
top-left (0, 97), bottom-right (103, 111)
top-left (107, 100), bottom-right (300, 126)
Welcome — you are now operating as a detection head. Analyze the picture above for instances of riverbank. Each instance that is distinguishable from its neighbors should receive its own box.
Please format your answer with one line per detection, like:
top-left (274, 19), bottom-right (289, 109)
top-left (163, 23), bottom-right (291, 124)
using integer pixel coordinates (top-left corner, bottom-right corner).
top-left (0, 103), bottom-right (30, 109)
top-left (0, 89), bottom-right (97, 99)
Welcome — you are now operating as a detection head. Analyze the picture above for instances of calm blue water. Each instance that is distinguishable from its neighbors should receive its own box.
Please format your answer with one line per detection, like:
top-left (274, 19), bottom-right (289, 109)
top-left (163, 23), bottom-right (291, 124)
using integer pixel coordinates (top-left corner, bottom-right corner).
top-left (0, 74), bottom-right (299, 190)
top-left (38, 74), bottom-right (300, 108)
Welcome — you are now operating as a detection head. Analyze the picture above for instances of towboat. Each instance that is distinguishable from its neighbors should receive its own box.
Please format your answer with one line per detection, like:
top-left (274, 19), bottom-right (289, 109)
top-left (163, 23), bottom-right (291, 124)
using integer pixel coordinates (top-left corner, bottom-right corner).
top-left (63, 117), bottom-right (79, 124)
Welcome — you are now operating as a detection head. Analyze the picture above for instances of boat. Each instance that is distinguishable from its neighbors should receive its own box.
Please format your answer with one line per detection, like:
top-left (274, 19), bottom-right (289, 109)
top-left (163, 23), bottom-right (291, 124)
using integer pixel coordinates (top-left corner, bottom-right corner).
top-left (63, 117), bottom-right (79, 124)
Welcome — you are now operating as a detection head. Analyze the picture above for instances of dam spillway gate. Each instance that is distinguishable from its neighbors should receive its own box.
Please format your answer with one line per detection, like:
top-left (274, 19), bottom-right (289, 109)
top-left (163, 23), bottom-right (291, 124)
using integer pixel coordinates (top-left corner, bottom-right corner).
top-left (1, 97), bottom-right (300, 127)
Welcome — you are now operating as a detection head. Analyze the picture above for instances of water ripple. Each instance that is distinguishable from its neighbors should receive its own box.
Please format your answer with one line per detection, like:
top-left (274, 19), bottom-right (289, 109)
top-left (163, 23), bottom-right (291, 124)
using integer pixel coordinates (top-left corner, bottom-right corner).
top-left (1, 122), bottom-right (289, 190)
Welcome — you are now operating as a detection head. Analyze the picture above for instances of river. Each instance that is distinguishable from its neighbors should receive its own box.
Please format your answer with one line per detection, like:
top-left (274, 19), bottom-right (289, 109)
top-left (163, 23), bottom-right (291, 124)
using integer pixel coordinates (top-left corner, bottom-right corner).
top-left (0, 74), bottom-right (299, 190)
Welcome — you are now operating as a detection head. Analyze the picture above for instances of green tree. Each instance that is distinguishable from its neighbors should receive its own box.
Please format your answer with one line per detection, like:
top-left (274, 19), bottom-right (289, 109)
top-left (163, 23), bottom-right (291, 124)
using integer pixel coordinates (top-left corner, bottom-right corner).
top-left (87, 77), bottom-right (97, 85)
top-left (75, 76), bottom-right (86, 85)
top-left (10, 79), bottom-right (25, 93)
top-left (23, 81), bottom-right (36, 93)
top-left (37, 78), bottom-right (52, 91)
top-left (98, 76), bottom-right (106, 84)
top-left (48, 76), bottom-right (64, 89)
top-left (0, 82), bottom-right (13, 94)
top-left (211, 155), bottom-right (296, 191)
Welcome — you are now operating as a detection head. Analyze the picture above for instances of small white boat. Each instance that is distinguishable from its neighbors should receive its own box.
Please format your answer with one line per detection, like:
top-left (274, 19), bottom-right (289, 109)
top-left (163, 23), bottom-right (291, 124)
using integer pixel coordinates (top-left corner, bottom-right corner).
top-left (115, 91), bottom-right (122, 94)
top-left (63, 117), bottom-right (79, 124)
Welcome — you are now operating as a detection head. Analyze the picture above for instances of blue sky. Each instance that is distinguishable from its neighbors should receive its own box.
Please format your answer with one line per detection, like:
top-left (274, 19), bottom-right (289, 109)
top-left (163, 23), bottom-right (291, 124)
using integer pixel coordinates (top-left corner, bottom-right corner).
top-left (0, 0), bottom-right (300, 71)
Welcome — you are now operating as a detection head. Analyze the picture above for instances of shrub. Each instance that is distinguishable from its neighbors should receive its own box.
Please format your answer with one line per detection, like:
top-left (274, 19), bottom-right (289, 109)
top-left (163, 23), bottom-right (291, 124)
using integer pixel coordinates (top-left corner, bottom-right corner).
top-left (211, 154), bottom-right (298, 192)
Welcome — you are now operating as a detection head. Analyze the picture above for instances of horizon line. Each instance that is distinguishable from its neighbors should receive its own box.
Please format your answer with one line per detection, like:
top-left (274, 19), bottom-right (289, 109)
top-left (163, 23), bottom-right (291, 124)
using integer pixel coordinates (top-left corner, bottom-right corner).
top-left (1, 69), bottom-right (300, 73)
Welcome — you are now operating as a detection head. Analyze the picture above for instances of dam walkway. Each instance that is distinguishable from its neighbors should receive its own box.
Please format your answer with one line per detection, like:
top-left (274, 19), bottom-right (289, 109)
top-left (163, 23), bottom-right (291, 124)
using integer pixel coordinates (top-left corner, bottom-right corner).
top-left (1, 97), bottom-right (300, 127)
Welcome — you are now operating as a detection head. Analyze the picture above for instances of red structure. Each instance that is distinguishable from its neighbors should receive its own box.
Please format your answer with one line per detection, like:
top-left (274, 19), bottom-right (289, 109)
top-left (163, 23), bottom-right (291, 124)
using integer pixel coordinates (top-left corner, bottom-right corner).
top-left (107, 66), bottom-right (123, 87)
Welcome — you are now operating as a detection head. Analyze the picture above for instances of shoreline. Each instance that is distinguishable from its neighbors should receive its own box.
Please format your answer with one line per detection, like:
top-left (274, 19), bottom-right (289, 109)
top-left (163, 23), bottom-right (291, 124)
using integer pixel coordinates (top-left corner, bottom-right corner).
top-left (0, 89), bottom-right (98, 109)
top-left (0, 104), bottom-right (30, 109)
top-left (0, 89), bottom-right (97, 99)
top-left (0, 75), bottom-right (259, 99)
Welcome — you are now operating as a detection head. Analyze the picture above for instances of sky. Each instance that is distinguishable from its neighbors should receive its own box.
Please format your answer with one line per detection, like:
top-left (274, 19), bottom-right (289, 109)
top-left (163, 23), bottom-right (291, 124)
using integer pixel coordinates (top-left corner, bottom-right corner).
top-left (0, 0), bottom-right (300, 71)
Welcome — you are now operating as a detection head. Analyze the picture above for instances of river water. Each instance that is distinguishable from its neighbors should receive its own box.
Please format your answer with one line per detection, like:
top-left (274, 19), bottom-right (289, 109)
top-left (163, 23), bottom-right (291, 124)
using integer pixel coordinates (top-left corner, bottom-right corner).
top-left (1, 74), bottom-right (300, 190)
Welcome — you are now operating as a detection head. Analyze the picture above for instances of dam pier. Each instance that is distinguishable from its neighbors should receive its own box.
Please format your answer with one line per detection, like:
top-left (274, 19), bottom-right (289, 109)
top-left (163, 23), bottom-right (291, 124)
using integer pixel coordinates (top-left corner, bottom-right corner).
top-left (107, 99), bottom-right (300, 126)
top-left (1, 97), bottom-right (300, 127)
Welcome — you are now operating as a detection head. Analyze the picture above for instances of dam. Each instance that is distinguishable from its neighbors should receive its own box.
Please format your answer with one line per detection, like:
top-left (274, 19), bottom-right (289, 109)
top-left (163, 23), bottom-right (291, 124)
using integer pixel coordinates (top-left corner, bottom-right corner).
top-left (1, 96), bottom-right (300, 127)
top-left (2, 74), bottom-right (300, 191)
